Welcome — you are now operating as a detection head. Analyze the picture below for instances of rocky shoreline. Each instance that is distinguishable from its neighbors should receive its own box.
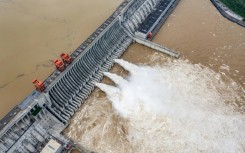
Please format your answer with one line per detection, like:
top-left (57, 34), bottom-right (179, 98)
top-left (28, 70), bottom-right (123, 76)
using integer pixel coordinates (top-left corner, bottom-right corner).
top-left (210, 0), bottom-right (245, 28)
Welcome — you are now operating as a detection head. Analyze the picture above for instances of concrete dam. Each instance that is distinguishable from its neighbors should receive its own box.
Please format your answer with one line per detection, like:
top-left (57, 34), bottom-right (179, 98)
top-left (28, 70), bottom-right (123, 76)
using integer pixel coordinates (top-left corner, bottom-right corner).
top-left (0, 0), bottom-right (180, 152)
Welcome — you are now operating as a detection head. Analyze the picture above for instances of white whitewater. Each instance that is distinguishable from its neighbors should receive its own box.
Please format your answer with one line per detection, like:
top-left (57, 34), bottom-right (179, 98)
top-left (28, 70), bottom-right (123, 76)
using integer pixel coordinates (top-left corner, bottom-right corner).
top-left (67, 59), bottom-right (245, 153)
top-left (103, 72), bottom-right (128, 85)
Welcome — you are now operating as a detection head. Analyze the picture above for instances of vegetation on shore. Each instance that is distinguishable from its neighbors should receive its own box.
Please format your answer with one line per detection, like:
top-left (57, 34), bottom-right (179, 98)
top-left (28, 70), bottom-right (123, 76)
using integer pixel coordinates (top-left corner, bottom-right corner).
top-left (220, 0), bottom-right (245, 20)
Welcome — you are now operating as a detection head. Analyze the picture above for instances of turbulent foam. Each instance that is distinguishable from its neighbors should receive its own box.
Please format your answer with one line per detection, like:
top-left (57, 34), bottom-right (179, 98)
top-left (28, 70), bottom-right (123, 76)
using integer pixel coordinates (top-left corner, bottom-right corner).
top-left (103, 72), bottom-right (128, 85)
top-left (66, 59), bottom-right (245, 153)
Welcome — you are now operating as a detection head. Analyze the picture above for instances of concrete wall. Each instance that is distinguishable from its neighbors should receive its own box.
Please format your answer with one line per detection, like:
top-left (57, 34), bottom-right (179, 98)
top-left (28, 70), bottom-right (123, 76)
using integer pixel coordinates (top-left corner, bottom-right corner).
top-left (46, 20), bottom-right (132, 124)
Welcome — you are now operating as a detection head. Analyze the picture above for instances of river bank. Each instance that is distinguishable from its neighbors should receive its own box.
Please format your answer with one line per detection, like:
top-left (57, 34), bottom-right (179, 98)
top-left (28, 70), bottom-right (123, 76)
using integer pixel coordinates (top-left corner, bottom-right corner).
top-left (210, 0), bottom-right (245, 27)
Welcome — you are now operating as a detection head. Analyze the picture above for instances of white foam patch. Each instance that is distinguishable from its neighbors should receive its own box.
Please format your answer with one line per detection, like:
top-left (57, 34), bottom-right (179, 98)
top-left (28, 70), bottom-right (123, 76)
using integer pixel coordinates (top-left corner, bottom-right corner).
top-left (67, 59), bottom-right (244, 153)
top-left (98, 59), bottom-right (245, 153)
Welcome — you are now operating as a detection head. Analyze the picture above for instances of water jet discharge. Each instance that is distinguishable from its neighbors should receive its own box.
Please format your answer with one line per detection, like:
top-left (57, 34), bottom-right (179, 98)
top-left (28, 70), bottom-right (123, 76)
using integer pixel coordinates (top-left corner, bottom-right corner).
top-left (0, 0), bottom-right (244, 153)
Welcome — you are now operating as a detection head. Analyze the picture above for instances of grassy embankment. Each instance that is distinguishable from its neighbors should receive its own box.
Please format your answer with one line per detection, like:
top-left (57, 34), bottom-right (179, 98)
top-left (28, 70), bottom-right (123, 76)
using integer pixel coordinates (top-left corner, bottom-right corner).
top-left (220, 0), bottom-right (245, 21)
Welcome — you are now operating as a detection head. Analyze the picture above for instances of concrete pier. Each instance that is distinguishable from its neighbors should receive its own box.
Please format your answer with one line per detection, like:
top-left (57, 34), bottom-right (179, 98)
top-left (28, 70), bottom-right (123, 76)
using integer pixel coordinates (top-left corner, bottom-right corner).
top-left (134, 37), bottom-right (180, 58)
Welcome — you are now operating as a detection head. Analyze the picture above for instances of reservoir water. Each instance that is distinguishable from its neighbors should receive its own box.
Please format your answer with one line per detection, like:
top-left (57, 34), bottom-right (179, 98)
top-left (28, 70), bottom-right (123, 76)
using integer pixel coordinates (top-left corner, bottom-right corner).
top-left (0, 0), bottom-right (122, 118)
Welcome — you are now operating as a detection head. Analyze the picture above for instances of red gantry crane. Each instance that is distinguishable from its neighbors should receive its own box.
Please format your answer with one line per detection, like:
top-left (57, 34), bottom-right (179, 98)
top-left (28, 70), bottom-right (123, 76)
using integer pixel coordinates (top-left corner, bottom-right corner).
top-left (54, 59), bottom-right (65, 71)
top-left (60, 53), bottom-right (73, 64)
top-left (32, 79), bottom-right (45, 92)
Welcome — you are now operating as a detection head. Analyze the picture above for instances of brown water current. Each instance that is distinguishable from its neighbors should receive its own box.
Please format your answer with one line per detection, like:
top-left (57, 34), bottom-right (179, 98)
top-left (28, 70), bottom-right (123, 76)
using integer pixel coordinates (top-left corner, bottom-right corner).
top-left (0, 0), bottom-right (122, 118)
top-left (154, 0), bottom-right (245, 85)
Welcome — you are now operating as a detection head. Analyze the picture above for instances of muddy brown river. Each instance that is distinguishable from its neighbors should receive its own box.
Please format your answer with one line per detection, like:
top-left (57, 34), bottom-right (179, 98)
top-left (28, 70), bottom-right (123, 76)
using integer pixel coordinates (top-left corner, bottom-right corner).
top-left (0, 0), bottom-right (122, 118)
top-left (0, 0), bottom-right (245, 152)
